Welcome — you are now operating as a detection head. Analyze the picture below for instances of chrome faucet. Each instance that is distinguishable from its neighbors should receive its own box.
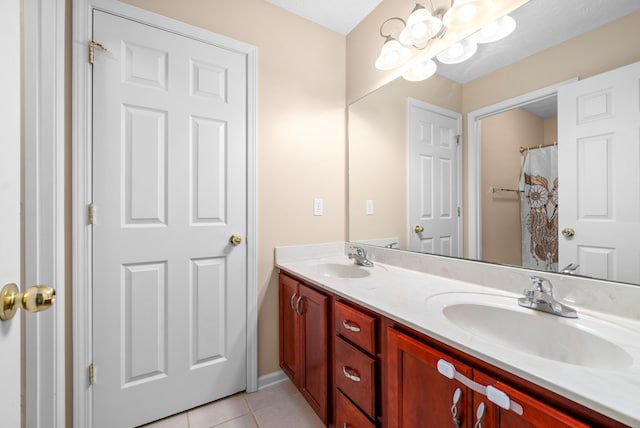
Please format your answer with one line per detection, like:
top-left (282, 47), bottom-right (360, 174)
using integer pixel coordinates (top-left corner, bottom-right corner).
top-left (560, 263), bottom-right (580, 274)
top-left (348, 246), bottom-right (374, 267)
top-left (518, 276), bottom-right (577, 318)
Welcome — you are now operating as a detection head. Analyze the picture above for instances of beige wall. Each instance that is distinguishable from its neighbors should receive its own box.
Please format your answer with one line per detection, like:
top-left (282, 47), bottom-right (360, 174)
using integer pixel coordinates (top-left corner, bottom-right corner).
top-left (88, 0), bottom-right (347, 378)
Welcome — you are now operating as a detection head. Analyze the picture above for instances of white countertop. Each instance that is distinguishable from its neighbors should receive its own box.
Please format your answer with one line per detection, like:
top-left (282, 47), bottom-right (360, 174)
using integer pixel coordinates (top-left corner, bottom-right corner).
top-left (275, 243), bottom-right (640, 426)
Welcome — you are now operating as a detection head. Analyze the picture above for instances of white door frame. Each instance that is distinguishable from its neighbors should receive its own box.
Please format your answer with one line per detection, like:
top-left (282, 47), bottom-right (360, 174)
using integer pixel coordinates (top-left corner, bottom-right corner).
top-left (466, 79), bottom-right (575, 260)
top-left (24, 0), bottom-right (67, 426)
top-left (72, 1), bottom-right (258, 426)
top-left (406, 98), bottom-right (463, 255)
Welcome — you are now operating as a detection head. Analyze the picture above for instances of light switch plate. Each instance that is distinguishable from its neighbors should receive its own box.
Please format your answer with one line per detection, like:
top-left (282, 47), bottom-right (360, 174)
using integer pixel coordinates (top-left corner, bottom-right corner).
top-left (313, 198), bottom-right (323, 216)
top-left (366, 199), bottom-right (374, 215)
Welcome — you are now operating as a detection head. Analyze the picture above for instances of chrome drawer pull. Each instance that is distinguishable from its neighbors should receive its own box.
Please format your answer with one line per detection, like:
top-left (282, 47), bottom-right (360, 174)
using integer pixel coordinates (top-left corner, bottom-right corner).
top-left (290, 292), bottom-right (297, 311)
top-left (474, 402), bottom-right (486, 428)
top-left (295, 296), bottom-right (303, 315)
top-left (342, 319), bottom-right (361, 332)
top-left (342, 366), bottom-right (361, 382)
top-left (451, 387), bottom-right (462, 428)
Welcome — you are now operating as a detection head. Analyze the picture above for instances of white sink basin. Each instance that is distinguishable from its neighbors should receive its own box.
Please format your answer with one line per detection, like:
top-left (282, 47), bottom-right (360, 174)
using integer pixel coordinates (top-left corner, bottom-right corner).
top-left (425, 293), bottom-right (635, 369)
top-left (312, 263), bottom-right (371, 279)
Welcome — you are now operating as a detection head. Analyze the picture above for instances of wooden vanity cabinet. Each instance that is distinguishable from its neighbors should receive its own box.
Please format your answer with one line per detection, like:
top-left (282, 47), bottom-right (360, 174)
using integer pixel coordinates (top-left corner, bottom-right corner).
top-left (386, 326), bottom-right (621, 428)
top-left (386, 327), bottom-right (474, 428)
top-left (278, 273), bottom-right (330, 424)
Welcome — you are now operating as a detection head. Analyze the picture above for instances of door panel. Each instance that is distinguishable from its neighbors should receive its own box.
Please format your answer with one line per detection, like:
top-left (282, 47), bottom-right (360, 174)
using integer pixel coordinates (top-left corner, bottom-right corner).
top-left (558, 61), bottom-right (640, 283)
top-left (409, 100), bottom-right (461, 256)
top-left (0, 0), bottom-right (21, 424)
top-left (92, 10), bottom-right (247, 427)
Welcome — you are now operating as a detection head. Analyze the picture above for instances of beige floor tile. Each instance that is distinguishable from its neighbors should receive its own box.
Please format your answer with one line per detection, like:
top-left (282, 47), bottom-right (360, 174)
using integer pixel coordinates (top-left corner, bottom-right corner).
top-left (188, 394), bottom-right (250, 428)
top-left (244, 379), bottom-right (298, 412)
top-left (213, 414), bottom-right (258, 428)
top-left (251, 392), bottom-right (324, 428)
top-left (138, 412), bottom-right (189, 428)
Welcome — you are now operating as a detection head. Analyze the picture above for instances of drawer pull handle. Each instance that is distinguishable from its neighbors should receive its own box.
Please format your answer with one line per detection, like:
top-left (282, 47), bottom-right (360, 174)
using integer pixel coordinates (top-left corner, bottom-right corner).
top-left (295, 296), bottom-right (303, 315)
top-left (474, 402), bottom-right (486, 428)
top-left (342, 319), bottom-right (361, 332)
top-left (451, 387), bottom-right (462, 428)
top-left (342, 366), bottom-right (361, 382)
top-left (290, 292), bottom-right (297, 311)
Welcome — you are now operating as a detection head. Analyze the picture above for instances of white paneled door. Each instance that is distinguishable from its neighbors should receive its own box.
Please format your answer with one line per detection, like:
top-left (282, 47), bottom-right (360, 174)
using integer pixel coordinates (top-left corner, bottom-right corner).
top-left (408, 99), bottom-right (462, 256)
top-left (92, 11), bottom-right (248, 427)
top-left (558, 61), bottom-right (640, 283)
top-left (0, 0), bottom-right (21, 425)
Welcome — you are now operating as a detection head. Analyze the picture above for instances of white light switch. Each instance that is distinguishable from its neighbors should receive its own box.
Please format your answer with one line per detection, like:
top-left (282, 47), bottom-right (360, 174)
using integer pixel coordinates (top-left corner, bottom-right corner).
top-left (313, 198), bottom-right (323, 216)
top-left (365, 199), bottom-right (374, 215)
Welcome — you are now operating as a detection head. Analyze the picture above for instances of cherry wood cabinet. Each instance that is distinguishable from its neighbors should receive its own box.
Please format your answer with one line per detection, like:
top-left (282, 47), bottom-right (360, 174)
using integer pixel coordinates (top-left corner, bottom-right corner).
top-left (279, 273), bottom-right (329, 424)
top-left (386, 327), bottom-right (474, 428)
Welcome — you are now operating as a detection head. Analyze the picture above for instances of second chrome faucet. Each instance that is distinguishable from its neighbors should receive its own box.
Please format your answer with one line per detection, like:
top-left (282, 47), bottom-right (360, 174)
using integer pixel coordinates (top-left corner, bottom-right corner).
top-left (518, 276), bottom-right (578, 318)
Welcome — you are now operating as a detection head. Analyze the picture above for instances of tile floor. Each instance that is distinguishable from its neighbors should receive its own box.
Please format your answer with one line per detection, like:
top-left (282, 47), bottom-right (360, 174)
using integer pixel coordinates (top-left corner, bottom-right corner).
top-left (140, 379), bottom-right (325, 428)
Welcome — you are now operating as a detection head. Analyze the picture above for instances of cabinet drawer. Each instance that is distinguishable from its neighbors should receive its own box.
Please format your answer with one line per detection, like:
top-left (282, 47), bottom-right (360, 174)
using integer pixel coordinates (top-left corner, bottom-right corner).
top-left (335, 301), bottom-right (376, 354)
top-left (335, 336), bottom-right (376, 418)
top-left (335, 390), bottom-right (375, 428)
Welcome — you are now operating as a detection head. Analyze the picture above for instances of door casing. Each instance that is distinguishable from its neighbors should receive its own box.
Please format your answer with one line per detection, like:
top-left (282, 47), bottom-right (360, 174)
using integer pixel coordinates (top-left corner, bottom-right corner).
top-left (466, 79), bottom-right (576, 260)
top-left (72, 1), bottom-right (258, 426)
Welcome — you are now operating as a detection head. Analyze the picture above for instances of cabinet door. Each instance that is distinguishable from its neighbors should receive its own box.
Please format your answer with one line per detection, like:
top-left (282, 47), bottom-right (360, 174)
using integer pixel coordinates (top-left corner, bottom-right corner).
top-left (279, 274), bottom-right (299, 384)
top-left (299, 283), bottom-right (329, 424)
top-left (387, 328), bottom-right (473, 428)
top-left (472, 371), bottom-right (590, 428)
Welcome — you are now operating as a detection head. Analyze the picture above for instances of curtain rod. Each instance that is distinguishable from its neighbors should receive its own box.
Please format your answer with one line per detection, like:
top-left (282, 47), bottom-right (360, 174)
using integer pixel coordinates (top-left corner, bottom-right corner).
top-left (519, 141), bottom-right (557, 155)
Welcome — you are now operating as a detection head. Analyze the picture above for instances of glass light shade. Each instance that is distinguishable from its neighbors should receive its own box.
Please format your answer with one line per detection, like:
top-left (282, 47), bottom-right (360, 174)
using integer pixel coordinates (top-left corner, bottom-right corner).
top-left (399, 6), bottom-right (443, 46)
top-left (402, 58), bottom-right (437, 82)
top-left (442, 0), bottom-right (494, 28)
top-left (436, 39), bottom-right (478, 64)
top-left (472, 15), bottom-right (516, 43)
top-left (375, 38), bottom-right (412, 70)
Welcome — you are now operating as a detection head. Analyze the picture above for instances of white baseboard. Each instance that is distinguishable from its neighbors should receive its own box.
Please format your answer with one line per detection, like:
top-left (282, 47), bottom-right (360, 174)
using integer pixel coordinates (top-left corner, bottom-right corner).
top-left (257, 370), bottom-right (288, 390)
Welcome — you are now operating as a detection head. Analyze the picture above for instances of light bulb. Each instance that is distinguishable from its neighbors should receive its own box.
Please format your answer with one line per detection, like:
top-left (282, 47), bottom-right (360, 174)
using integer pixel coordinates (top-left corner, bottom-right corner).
top-left (411, 22), bottom-right (428, 40)
top-left (448, 43), bottom-right (464, 59)
top-left (457, 4), bottom-right (477, 23)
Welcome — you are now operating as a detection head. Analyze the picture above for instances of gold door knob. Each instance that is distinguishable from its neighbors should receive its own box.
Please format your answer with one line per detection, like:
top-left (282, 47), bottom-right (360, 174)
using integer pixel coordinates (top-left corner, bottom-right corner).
top-left (414, 225), bottom-right (425, 233)
top-left (229, 234), bottom-right (242, 246)
top-left (561, 227), bottom-right (575, 238)
top-left (0, 283), bottom-right (56, 321)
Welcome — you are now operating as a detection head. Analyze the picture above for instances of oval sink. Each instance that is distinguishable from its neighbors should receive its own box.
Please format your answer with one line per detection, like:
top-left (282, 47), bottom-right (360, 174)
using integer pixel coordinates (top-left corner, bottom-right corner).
top-left (426, 293), bottom-right (634, 369)
top-left (313, 263), bottom-right (371, 279)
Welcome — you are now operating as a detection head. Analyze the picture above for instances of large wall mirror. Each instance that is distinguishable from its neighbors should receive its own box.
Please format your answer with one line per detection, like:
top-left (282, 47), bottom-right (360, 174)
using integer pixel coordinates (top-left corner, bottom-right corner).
top-left (348, 0), bottom-right (640, 285)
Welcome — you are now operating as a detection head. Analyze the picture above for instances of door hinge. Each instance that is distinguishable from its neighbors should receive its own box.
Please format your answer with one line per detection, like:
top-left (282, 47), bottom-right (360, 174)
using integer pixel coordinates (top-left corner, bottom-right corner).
top-left (89, 363), bottom-right (96, 385)
top-left (88, 40), bottom-right (107, 65)
top-left (457, 207), bottom-right (461, 217)
top-left (88, 203), bottom-right (96, 225)
top-left (456, 135), bottom-right (461, 145)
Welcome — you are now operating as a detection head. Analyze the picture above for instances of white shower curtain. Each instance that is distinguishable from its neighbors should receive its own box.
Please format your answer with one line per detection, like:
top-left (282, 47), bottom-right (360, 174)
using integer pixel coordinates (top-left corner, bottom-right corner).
top-left (520, 146), bottom-right (558, 271)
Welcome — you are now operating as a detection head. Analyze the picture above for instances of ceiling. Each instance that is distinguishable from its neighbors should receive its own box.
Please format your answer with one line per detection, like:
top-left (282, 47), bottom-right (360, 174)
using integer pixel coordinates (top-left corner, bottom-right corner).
top-left (264, 0), bottom-right (382, 35)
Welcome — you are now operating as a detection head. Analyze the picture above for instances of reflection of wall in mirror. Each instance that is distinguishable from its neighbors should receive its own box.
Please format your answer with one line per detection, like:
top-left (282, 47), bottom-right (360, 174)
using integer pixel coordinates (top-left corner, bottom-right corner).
top-left (481, 109), bottom-right (557, 267)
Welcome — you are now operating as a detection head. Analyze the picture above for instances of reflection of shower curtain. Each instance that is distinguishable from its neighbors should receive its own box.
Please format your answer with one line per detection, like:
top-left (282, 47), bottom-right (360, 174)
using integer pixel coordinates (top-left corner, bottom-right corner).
top-left (520, 146), bottom-right (558, 271)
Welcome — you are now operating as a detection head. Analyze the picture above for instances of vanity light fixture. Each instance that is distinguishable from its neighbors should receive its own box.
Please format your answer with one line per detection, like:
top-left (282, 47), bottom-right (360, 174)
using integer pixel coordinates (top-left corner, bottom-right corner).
top-left (375, 18), bottom-right (413, 70)
top-left (436, 38), bottom-right (478, 64)
top-left (442, 0), bottom-right (494, 28)
top-left (375, 0), bottom-right (519, 82)
top-left (472, 15), bottom-right (517, 43)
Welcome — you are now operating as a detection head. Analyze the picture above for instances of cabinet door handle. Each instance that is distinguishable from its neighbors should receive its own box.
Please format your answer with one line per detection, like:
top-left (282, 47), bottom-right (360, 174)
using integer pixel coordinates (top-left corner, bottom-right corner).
top-left (290, 292), bottom-right (297, 311)
top-left (295, 296), bottom-right (303, 315)
top-left (342, 319), bottom-right (361, 332)
top-left (474, 402), bottom-right (486, 428)
top-left (342, 365), bottom-right (361, 382)
top-left (450, 387), bottom-right (462, 428)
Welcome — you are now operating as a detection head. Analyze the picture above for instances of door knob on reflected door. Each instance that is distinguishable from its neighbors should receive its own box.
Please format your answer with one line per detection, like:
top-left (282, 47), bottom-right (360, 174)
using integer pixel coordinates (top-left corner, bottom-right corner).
top-left (229, 234), bottom-right (242, 246)
top-left (414, 225), bottom-right (425, 233)
top-left (0, 283), bottom-right (56, 321)
top-left (561, 227), bottom-right (575, 238)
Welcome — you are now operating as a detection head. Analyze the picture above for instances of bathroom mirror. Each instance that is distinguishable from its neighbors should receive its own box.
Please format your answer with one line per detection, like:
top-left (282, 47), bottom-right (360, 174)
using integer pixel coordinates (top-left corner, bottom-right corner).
top-left (348, 0), bottom-right (640, 285)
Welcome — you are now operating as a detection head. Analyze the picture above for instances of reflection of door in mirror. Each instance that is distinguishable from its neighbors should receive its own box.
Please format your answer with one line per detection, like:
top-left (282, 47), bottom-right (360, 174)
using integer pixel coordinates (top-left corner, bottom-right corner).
top-left (408, 99), bottom-right (462, 256)
top-left (558, 61), bottom-right (640, 284)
